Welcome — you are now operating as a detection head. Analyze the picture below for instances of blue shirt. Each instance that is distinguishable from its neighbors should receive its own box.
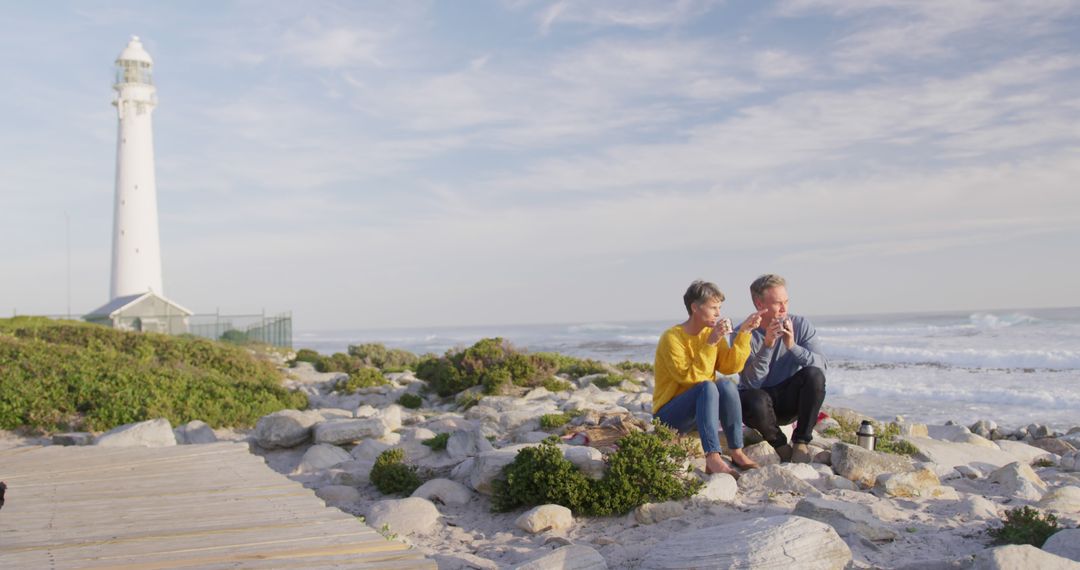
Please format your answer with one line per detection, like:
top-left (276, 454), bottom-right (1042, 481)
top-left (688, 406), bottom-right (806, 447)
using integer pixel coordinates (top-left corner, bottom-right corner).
top-left (736, 314), bottom-right (827, 389)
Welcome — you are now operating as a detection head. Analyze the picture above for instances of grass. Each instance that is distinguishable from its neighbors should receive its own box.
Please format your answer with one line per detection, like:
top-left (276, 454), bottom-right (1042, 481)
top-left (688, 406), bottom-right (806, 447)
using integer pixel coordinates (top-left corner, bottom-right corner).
top-left (0, 317), bottom-right (307, 432)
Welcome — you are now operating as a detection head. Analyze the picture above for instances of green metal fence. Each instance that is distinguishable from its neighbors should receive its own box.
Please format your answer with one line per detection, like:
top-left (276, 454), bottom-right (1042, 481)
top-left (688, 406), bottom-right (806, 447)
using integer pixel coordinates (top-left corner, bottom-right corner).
top-left (188, 312), bottom-right (293, 349)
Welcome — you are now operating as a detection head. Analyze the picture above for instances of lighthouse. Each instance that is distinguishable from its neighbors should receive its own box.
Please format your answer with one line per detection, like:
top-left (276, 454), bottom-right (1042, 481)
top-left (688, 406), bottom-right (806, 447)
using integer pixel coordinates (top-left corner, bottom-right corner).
top-left (109, 36), bottom-right (163, 300)
top-left (86, 37), bottom-right (191, 335)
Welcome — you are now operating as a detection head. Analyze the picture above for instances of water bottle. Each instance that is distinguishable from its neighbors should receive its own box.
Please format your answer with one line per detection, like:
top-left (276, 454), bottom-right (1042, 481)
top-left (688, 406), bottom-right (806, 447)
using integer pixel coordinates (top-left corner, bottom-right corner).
top-left (856, 420), bottom-right (876, 451)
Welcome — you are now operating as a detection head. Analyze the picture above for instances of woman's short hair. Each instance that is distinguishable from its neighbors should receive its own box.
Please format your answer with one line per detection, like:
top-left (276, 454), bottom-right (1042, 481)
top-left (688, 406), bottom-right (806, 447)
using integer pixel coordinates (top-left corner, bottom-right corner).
top-left (683, 280), bottom-right (725, 315)
top-left (750, 274), bottom-right (787, 302)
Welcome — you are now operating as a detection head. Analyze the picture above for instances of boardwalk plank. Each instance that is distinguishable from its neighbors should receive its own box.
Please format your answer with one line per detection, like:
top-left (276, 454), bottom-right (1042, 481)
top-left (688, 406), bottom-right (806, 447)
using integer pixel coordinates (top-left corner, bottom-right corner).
top-left (0, 443), bottom-right (435, 569)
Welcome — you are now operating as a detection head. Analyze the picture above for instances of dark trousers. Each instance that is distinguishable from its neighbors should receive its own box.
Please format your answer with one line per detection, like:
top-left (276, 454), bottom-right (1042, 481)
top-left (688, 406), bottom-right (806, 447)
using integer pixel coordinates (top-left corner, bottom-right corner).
top-left (739, 366), bottom-right (826, 447)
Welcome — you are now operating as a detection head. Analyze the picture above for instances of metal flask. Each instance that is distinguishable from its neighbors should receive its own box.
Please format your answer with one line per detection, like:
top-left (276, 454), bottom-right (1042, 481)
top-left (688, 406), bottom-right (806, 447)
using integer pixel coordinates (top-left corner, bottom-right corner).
top-left (856, 420), bottom-right (877, 451)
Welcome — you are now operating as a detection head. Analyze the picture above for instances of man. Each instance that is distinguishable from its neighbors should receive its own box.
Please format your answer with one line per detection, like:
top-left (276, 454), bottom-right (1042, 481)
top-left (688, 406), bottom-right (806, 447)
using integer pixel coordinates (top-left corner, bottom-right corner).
top-left (737, 274), bottom-right (827, 463)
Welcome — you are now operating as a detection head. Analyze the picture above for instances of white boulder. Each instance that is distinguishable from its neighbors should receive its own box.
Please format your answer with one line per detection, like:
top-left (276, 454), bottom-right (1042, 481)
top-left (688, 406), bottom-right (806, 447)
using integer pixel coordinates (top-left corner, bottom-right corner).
top-left (253, 409), bottom-right (320, 448)
top-left (641, 515), bottom-right (851, 569)
top-left (365, 497), bottom-right (440, 536)
top-left (297, 443), bottom-right (352, 473)
top-left (96, 418), bottom-right (176, 447)
top-left (515, 504), bottom-right (574, 533)
top-left (412, 478), bottom-right (473, 506)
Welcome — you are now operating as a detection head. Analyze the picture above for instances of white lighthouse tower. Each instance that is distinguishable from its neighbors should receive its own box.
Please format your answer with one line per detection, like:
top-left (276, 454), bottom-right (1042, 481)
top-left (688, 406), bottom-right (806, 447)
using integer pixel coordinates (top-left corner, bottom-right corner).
top-left (85, 37), bottom-right (191, 334)
top-left (109, 36), bottom-right (163, 300)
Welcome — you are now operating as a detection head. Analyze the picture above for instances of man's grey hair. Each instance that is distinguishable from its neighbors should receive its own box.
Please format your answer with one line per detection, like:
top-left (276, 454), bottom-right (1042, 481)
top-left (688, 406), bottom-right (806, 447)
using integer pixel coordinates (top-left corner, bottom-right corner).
top-left (750, 274), bottom-right (787, 301)
top-left (683, 280), bottom-right (725, 315)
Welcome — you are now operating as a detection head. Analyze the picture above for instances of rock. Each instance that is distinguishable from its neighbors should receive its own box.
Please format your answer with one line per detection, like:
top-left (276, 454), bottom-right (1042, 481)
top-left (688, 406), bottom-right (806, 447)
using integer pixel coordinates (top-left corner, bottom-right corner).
top-left (641, 515), bottom-right (851, 569)
top-left (511, 544), bottom-right (607, 570)
top-left (314, 485), bottom-right (361, 508)
top-left (782, 462), bottom-right (824, 481)
top-left (972, 544), bottom-right (1080, 569)
top-left (253, 409), bottom-right (319, 448)
top-left (327, 460), bottom-right (374, 486)
top-left (987, 461), bottom-right (1047, 501)
top-left (831, 442), bottom-right (914, 489)
top-left (1030, 437), bottom-right (1077, 456)
top-left (350, 439), bottom-right (392, 462)
top-left (995, 439), bottom-right (1056, 464)
top-left (971, 419), bottom-right (998, 438)
top-left (354, 405), bottom-right (378, 418)
top-left (894, 422), bottom-right (929, 438)
top-left (174, 420), bottom-right (217, 444)
top-left (365, 497), bottom-right (440, 536)
top-left (313, 418), bottom-right (389, 445)
top-left (1062, 451), bottom-right (1080, 472)
top-left (824, 475), bottom-right (858, 491)
top-left (634, 501), bottom-right (686, 524)
top-left (96, 418), bottom-right (176, 447)
top-left (928, 424), bottom-right (972, 441)
top-left (516, 504), bottom-right (574, 533)
top-left (470, 448), bottom-right (523, 494)
top-left (380, 405), bottom-right (403, 431)
top-left (956, 465), bottom-right (983, 479)
top-left (697, 473), bottom-right (738, 502)
top-left (447, 427), bottom-right (495, 460)
top-left (561, 445), bottom-right (605, 479)
top-left (297, 443), bottom-right (352, 473)
top-left (1043, 529), bottom-right (1080, 563)
top-left (411, 478), bottom-right (473, 506)
top-left (52, 432), bottom-right (93, 446)
top-left (874, 468), bottom-right (941, 498)
top-left (1027, 423), bottom-right (1052, 439)
top-left (901, 436), bottom-right (1050, 472)
top-left (738, 464), bottom-right (822, 497)
top-left (1037, 486), bottom-right (1080, 514)
top-left (959, 495), bottom-right (1001, 520)
top-left (815, 417), bottom-right (840, 433)
top-left (952, 433), bottom-right (998, 448)
top-left (742, 440), bottom-right (781, 467)
top-left (793, 496), bottom-right (899, 541)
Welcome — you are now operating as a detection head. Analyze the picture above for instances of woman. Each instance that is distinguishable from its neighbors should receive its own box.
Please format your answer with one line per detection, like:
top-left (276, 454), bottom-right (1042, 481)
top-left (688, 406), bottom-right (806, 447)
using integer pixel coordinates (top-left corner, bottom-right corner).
top-left (653, 280), bottom-right (764, 476)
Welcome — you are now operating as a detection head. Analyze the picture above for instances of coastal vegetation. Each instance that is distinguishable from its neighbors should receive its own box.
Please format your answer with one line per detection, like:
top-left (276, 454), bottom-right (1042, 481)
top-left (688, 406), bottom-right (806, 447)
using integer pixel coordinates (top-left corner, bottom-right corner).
top-left (0, 317), bottom-right (306, 432)
top-left (370, 448), bottom-right (423, 495)
top-left (988, 506), bottom-right (1061, 547)
top-left (492, 425), bottom-right (701, 515)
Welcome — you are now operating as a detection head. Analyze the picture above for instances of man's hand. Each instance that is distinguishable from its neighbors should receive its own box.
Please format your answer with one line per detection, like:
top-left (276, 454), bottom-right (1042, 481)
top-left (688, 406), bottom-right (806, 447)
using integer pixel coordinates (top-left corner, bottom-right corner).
top-left (738, 309), bottom-right (766, 334)
top-left (764, 316), bottom-right (789, 348)
top-left (779, 317), bottom-right (795, 349)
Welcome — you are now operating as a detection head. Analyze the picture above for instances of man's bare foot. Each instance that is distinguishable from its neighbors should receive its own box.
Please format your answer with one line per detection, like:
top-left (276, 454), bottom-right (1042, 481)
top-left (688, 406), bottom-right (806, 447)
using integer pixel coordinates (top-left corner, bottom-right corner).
top-left (704, 452), bottom-right (740, 479)
top-left (728, 448), bottom-right (760, 470)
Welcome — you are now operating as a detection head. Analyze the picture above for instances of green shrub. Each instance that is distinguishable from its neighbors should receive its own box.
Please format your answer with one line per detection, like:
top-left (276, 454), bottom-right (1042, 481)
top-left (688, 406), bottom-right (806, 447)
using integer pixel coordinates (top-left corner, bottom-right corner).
top-left (335, 367), bottom-right (388, 393)
top-left (542, 377), bottom-right (573, 392)
top-left (591, 373), bottom-right (630, 390)
top-left (548, 355), bottom-right (609, 378)
top-left (589, 425), bottom-right (702, 515)
top-left (491, 424), bottom-right (701, 516)
top-left (988, 506), bottom-right (1060, 547)
top-left (0, 317), bottom-right (307, 432)
top-left (397, 393), bottom-right (423, 409)
top-left (414, 338), bottom-right (559, 397)
top-left (821, 417), bottom-right (918, 456)
top-left (219, 329), bottom-right (249, 345)
top-left (347, 343), bottom-right (419, 370)
top-left (491, 437), bottom-right (597, 513)
top-left (370, 448), bottom-right (422, 495)
top-left (455, 391), bottom-right (483, 410)
top-left (314, 352), bottom-right (363, 374)
top-left (540, 413), bottom-right (571, 429)
top-left (292, 348), bottom-right (321, 367)
top-left (616, 361), bottom-right (653, 373)
top-left (422, 432), bottom-right (450, 451)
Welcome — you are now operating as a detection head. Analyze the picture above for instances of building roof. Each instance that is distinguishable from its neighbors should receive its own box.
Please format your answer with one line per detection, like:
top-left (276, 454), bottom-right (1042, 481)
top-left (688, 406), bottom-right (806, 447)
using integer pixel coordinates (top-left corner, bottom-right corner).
top-left (84, 291), bottom-right (193, 318)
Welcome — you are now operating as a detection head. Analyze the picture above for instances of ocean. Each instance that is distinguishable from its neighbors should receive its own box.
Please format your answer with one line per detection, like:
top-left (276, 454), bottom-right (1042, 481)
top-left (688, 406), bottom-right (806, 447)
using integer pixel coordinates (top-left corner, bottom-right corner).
top-left (295, 307), bottom-right (1080, 432)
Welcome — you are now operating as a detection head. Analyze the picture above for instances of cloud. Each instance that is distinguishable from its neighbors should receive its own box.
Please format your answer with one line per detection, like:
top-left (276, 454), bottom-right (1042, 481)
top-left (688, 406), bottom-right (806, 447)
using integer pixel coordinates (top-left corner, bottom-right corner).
top-left (536, 0), bottom-right (721, 33)
top-left (280, 18), bottom-right (386, 68)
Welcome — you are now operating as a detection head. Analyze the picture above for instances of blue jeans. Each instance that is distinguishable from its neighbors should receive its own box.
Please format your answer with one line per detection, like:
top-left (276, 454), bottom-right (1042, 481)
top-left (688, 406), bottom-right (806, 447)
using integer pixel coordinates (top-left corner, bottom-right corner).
top-left (656, 379), bottom-right (744, 453)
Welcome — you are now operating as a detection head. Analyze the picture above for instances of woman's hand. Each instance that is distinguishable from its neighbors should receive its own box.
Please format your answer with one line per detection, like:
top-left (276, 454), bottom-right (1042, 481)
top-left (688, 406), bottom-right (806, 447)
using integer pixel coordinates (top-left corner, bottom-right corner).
top-left (738, 309), bottom-right (767, 334)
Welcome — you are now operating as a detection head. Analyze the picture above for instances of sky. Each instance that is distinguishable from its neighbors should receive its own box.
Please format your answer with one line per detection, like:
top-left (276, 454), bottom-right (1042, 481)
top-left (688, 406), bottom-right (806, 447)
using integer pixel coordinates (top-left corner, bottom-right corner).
top-left (2, 0), bottom-right (1079, 330)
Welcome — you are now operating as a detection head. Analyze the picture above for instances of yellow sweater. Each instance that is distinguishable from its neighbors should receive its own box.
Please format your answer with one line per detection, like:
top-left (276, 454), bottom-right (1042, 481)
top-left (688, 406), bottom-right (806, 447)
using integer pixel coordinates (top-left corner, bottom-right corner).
top-left (652, 325), bottom-right (752, 414)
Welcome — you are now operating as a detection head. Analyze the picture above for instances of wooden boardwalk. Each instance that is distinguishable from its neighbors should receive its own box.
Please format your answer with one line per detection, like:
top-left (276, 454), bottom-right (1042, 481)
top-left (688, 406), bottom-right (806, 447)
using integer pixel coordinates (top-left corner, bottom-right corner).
top-left (0, 442), bottom-right (436, 569)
